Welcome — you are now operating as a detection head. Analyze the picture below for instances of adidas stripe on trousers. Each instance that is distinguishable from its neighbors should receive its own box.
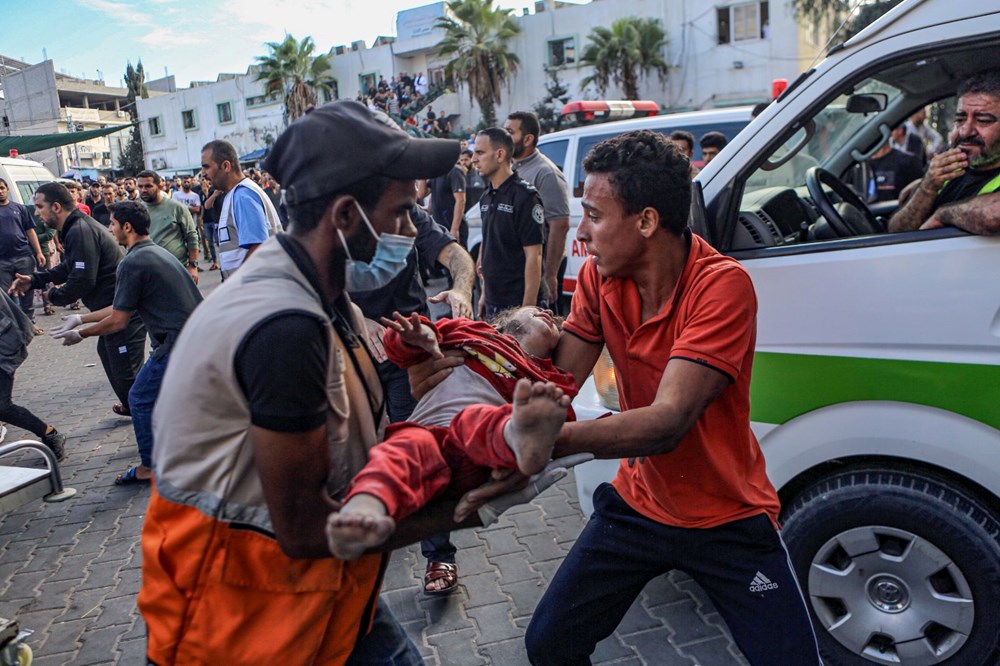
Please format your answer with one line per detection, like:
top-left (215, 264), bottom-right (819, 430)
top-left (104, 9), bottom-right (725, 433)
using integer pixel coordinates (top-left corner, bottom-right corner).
top-left (525, 483), bottom-right (821, 665)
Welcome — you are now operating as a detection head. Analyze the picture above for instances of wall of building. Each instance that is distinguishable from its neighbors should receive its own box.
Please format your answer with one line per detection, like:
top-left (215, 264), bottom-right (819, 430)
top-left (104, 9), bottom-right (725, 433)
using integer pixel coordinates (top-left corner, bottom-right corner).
top-left (317, 0), bottom-right (811, 131)
top-left (137, 74), bottom-right (283, 175)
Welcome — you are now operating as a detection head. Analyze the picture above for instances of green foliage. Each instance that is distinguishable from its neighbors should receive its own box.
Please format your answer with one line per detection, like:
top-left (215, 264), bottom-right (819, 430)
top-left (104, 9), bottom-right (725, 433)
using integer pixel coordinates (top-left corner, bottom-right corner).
top-left (792, 0), bottom-right (904, 40)
top-left (255, 34), bottom-right (336, 123)
top-left (532, 70), bottom-right (570, 135)
top-left (435, 0), bottom-right (522, 127)
top-left (119, 60), bottom-right (147, 174)
top-left (579, 17), bottom-right (669, 100)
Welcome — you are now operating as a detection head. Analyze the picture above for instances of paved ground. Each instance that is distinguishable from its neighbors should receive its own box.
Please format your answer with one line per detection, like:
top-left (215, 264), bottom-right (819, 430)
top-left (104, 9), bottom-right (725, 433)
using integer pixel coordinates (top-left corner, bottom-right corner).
top-left (0, 268), bottom-right (748, 665)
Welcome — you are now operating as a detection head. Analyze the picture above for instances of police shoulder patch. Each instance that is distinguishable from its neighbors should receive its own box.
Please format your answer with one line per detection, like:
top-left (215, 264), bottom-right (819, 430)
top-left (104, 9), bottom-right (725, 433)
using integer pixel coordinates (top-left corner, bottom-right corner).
top-left (532, 204), bottom-right (544, 225)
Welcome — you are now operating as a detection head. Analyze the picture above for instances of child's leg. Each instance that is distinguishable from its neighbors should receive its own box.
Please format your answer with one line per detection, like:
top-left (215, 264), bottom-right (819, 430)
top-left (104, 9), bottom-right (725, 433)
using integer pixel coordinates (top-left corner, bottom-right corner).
top-left (328, 424), bottom-right (452, 560)
top-left (446, 379), bottom-right (570, 477)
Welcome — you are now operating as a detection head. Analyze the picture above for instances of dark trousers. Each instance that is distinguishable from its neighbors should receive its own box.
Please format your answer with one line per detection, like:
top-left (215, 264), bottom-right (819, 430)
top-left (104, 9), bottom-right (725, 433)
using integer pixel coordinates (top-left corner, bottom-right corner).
top-left (0, 369), bottom-right (47, 437)
top-left (97, 313), bottom-right (147, 407)
top-left (378, 357), bottom-right (456, 564)
top-left (0, 254), bottom-right (37, 322)
top-left (525, 483), bottom-right (821, 666)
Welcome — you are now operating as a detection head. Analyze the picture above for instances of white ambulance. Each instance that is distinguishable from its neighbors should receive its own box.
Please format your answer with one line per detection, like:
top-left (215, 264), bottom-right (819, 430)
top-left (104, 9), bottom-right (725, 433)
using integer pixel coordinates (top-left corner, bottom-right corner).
top-left (569, 2), bottom-right (1000, 664)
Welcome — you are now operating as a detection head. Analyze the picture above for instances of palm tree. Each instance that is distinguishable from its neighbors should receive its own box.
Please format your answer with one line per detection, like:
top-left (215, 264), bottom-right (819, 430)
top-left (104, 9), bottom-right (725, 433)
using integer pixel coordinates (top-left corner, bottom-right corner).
top-left (435, 0), bottom-right (521, 128)
top-left (792, 0), bottom-right (902, 40)
top-left (579, 17), bottom-right (669, 100)
top-left (255, 34), bottom-right (336, 123)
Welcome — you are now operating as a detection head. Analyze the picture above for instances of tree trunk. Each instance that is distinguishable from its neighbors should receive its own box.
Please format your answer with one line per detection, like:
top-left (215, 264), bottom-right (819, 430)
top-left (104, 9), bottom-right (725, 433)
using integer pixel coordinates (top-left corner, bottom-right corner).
top-left (623, 70), bottom-right (639, 101)
top-left (478, 95), bottom-right (496, 129)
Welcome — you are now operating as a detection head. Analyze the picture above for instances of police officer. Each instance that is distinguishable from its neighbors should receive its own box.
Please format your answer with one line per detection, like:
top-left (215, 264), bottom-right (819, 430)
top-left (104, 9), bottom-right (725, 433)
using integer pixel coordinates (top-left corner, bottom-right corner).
top-left (472, 127), bottom-right (544, 320)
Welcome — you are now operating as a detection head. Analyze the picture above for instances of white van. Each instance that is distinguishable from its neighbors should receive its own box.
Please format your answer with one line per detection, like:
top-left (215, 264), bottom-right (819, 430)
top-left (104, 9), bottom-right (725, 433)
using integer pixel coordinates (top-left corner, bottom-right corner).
top-left (571, 2), bottom-right (1000, 664)
top-left (466, 107), bottom-right (752, 296)
top-left (0, 157), bottom-right (63, 211)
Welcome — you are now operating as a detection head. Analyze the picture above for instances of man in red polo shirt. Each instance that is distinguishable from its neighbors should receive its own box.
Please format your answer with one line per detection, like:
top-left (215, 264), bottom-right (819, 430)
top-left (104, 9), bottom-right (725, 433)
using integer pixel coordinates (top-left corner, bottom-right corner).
top-left (522, 130), bottom-right (820, 665)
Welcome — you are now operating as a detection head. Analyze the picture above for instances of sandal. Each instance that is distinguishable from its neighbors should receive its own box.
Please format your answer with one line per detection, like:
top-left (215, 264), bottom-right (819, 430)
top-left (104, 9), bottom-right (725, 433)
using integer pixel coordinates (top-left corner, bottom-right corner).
top-left (69, 302), bottom-right (81, 310)
top-left (423, 561), bottom-right (458, 596)
top-left (33, 325), bottom-right (44, 336)
top-left (112, 403), bottom-right (132, 417)
top-left (43, 305), bottom-right (55, 316)
top-left (115, 465), bottom-right (151, 486)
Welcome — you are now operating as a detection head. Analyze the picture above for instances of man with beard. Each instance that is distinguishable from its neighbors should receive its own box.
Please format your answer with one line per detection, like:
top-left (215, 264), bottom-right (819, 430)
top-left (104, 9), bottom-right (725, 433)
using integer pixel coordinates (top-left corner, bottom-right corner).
top-left (201, 139), bottom-right (280, 277)
top-left (136, 170), bottom-right (200, 283)
top-left (890, 72), bottom-right (1000, 234)
top-left (51, 201), bottom-right (203, 485)
top-left (505, 112), bottom-right (570, 313)
top-left (124, 176), bottom-right (140, 201)
top-left (89, 181), bottom-right (110, 227)
top-left (137, 101), bottom-right (540, 663)
top-left (9, 183), bottom-right (146, 418)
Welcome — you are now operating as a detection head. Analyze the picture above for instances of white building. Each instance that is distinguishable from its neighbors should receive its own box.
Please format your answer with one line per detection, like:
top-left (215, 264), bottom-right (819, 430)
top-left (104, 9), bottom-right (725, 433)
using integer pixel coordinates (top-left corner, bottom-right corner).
top-left (326, 0), bottom-right (821, 129)
top-left (136, 69), bottom-right (286, 176)
top-left (134, 0), bottom-right (820, 166)
top-left (0, 59), bottom-right (134, 177)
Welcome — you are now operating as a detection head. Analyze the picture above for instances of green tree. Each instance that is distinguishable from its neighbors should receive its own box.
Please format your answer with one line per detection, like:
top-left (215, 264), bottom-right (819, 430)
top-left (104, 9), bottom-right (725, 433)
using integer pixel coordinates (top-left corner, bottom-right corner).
top-left (532, 69), bottom-right (570, 134)
top-left (255, 34), bottom-right (336, 123)
top-left (118, 60), bottom-right (147, 174)
top-left (793, 0), bottom-right (903, 40)
top-left (579, 17), bottom-right (669, 100)
top-left (435, 0), bottom-right (521, 128)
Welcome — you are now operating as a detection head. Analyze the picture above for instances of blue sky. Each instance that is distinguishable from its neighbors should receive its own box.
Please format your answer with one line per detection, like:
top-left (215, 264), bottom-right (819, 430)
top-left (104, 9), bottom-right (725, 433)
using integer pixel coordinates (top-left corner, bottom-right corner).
top-left (3, 0), bottom-right (585, 89)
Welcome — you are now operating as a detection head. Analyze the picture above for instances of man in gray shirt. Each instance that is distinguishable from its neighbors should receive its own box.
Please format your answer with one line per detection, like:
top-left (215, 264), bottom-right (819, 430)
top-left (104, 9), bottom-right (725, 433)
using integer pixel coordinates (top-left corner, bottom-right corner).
top-left (505, 111), bottom-right (570, 313)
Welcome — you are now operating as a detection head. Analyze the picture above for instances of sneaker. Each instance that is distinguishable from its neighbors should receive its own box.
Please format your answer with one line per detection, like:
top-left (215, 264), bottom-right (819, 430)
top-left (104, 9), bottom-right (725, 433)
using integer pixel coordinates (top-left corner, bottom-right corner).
top-left (41, 429), bottom-right (66, 462)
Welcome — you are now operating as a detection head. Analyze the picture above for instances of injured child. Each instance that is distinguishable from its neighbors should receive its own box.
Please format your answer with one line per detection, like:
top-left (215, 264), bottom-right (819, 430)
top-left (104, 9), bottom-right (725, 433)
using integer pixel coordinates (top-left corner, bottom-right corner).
top-left (326, 307), bottom-right (577, 560)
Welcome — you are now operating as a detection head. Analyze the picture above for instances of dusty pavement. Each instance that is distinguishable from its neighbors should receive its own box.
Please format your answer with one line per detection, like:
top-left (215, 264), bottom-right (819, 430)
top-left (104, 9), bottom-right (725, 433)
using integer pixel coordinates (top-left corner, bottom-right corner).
top-left (0, 267), bottom-right (747, 665)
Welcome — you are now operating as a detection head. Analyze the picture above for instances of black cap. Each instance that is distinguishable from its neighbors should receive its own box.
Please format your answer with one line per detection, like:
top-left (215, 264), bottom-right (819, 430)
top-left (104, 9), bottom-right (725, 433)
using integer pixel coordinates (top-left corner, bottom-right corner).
top-left (264, 100), bottom-right (459, 206)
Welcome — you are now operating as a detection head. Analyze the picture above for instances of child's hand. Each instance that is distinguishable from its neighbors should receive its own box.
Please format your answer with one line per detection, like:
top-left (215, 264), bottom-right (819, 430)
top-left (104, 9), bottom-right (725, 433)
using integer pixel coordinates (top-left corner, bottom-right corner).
top-left (381, 312), bottom-right (444, 359)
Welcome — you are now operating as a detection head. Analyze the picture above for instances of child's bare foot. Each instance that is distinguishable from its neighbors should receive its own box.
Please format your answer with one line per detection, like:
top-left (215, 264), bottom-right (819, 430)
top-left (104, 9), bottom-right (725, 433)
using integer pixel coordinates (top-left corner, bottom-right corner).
top-left (326, 494), bottom-right (396, 560)
top-left (504, 378), bottom-right (570, 476)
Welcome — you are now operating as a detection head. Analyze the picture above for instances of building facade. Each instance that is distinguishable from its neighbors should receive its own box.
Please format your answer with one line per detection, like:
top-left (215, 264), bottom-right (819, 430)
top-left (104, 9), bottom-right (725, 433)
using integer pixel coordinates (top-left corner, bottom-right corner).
top-left (0, 59), bottom-right (134, 178)
top-left (136, 69), bottom-right (285, 175)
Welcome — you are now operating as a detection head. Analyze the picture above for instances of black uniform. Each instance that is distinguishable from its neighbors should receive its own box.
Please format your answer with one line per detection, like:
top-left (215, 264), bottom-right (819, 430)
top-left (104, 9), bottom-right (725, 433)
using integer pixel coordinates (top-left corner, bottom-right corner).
top-left (479, 172), bottom-right (544, 316)
top-left (30, 210), bottom-right (146, 406)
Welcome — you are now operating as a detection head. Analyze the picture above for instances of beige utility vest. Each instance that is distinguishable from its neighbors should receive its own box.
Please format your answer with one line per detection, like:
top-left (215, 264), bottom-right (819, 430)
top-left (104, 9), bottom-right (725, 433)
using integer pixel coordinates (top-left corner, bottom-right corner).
top-left (151, 236), bottom-right (384, 534)
top-left (217, 178), bottom-right (282, 278)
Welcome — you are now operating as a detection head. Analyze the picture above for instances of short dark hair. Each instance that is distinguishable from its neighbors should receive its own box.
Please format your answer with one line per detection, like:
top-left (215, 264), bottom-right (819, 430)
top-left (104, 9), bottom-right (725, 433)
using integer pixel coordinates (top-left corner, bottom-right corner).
top-left (582, 130), bottom-right (691, 235)
top-left (109, 201), bottom-right (151, 235)
top-left (489, 307), bottom-right (526, 338)
top-left (699, 131), bottom-right (728, 151)
top-left (136, 170), bottom-right (161, 184)
top-left (35, 182), bottom-right (76, 210)
top-left (0, 178), bottom-right (7, 189)
top-left (462, 148), bottom-right (473, 157)
top-left (508, 111), bottom-right (541, 143)
top-left (202, 139), bottom-right (242, 174)
top-left (287, 173), bottom-right (391, 234)
top-left (668, 130), bottom-right (695, 153)
top-left (479, 127), bottom-right (514, 160)
top-left (958, 71), bottom-right (1000, 100)
top-left (751, 102), bottom-right (770, 118)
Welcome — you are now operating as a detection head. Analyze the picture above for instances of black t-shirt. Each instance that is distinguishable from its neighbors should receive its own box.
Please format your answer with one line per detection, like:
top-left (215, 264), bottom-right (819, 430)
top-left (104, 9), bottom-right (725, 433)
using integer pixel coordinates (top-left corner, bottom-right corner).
top-left (869, 149), bottom-right (924, 202)
top-left (236, 312), bottom-right (330, 433)
top-left (465, 171), bottom-right (486, 213)
top-left (480, 172), bottom-right (544, 308)
top-left (430, 165), bottom-right (467, 227)
top-left (935, 166), bottom-right (1000, 209)
top-left (91, 201), bottom-right (111, 227)
top-left (234, 234), bottom-right (372, 434)
top-left (351, 204), bottom-right (456, 319)
top-left (113, 240), bottom-right (203, 358)
top-left (0, 201), bottom-right (34, 260)
top-left (201, 187), bottom-right (220, 225)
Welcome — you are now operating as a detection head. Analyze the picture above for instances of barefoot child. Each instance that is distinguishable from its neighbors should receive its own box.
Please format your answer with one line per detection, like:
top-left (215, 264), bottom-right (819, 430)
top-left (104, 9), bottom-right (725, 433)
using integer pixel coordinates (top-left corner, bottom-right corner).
top-left (326, 308), bottom-right (577, 560)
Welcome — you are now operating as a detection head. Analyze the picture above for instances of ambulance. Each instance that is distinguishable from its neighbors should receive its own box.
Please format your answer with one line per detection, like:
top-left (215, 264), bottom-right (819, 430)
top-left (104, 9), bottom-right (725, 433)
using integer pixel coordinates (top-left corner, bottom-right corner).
top-left (569, 1), bottom-right (1000, 663)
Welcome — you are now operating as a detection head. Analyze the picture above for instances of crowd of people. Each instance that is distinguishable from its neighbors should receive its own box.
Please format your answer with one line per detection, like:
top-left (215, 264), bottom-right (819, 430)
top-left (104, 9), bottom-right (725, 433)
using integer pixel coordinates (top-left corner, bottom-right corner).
top-left (5, 69), bottom-right (1000, 663)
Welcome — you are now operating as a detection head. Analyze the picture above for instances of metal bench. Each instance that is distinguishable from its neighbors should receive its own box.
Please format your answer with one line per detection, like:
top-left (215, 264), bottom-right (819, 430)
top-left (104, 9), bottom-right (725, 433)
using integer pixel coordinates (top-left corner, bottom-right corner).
top-left (0, 440), bottom-right (76, 514)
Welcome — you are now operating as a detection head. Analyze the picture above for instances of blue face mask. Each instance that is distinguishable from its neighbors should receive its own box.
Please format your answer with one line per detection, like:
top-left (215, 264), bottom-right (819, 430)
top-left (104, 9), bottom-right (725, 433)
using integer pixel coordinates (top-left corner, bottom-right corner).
top-left (340, 201), bottom-right (416, 293)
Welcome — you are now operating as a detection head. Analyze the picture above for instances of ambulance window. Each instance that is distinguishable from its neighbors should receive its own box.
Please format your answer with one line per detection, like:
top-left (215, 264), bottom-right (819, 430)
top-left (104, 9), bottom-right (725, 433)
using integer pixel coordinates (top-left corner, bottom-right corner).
top-left (538, 139), bottom-right (568, 173)
top-left (574, 132), bottom-right (617, 197)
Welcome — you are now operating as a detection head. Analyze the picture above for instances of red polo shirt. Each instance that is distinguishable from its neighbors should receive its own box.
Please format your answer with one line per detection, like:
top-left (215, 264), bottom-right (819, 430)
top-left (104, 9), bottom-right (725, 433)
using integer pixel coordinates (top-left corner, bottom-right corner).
top-left (564, 233), bottom-right (779, 529)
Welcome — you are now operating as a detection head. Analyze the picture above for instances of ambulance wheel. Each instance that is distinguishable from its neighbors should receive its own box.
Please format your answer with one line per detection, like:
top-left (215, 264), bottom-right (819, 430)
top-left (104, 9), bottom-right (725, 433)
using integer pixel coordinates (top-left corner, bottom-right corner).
top-left (780, 467), bottom-right (1000, 665)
